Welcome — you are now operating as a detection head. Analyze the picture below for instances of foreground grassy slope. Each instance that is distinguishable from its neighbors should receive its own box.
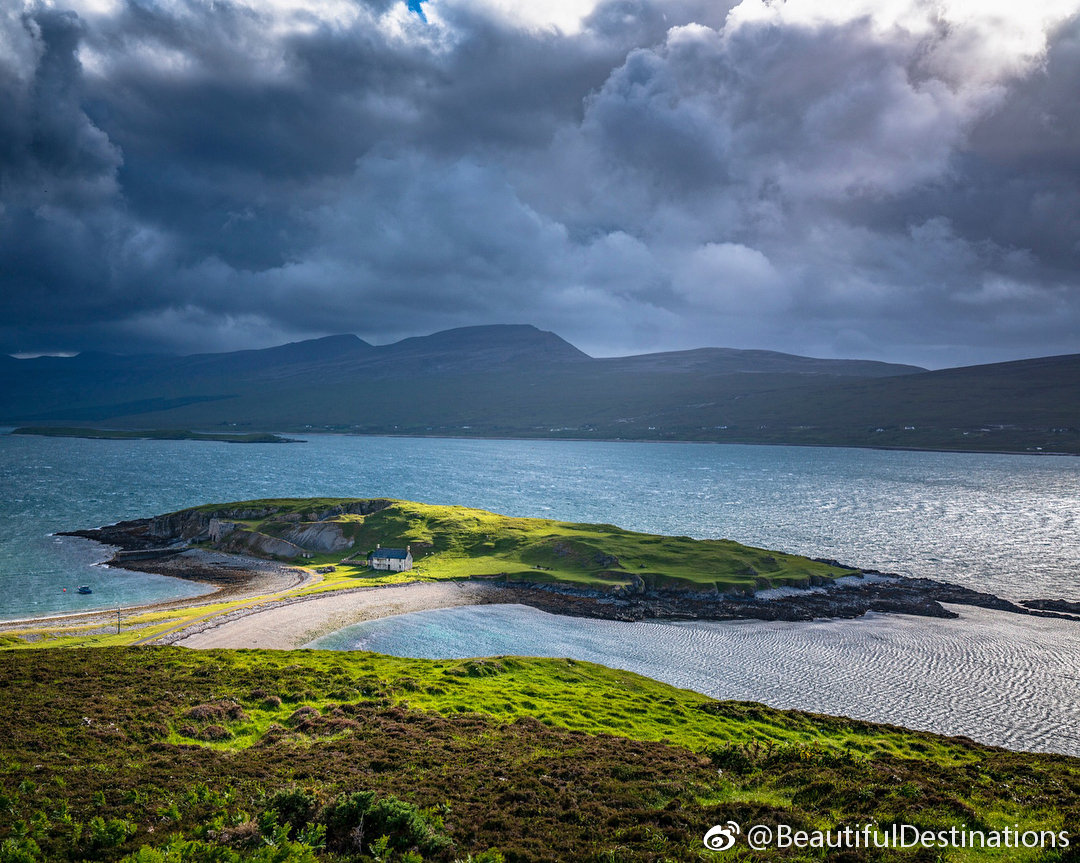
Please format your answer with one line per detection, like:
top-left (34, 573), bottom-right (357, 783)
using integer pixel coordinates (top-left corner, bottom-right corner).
top-left (1, 648), bottom-right (1077, 862)
top-left (195, 498), bottom-right (854, 594)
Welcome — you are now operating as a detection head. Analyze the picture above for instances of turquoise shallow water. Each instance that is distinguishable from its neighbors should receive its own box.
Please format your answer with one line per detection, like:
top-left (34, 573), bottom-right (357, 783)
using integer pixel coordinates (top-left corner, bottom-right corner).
top-left (1, 430), bottom-right (1079, 618)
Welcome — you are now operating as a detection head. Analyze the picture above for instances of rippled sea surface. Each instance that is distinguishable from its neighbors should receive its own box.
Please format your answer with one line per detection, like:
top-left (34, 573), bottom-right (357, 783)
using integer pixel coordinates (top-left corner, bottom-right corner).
top-left (310, 603), bottom-right (1080, 756)
top-left (2, 431), bottom-right (1080, 618)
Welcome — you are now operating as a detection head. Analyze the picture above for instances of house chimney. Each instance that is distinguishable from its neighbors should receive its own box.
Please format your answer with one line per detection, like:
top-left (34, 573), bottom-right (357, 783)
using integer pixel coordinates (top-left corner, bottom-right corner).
top-left (376, 543), bottom-right (380, 549)
top-left (406, 545), bottom-right (411, 553)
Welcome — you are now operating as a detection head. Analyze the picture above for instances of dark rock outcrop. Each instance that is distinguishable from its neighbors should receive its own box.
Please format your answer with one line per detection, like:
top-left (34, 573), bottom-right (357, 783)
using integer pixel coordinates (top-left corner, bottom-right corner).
top-left (1022, 599), bottom-right (1080, 618)
top-left (475, 573), bottom-right (1051, 624)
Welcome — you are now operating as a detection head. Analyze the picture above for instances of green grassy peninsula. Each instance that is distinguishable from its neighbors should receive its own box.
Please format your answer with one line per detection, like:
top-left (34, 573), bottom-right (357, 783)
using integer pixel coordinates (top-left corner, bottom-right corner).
top-left (177, 497), bottom-right (853, 594)
top-left (24, 498), bottom-right (1001, 649)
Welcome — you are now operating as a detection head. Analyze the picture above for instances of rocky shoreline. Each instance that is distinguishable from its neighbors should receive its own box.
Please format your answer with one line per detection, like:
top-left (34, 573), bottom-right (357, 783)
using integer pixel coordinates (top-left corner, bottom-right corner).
top-left (482, 573), bottom-right (1080, 623)
top-left (60, 518), bottom-right (311, 603)
top-left (63, 516), bottom-right (201, 553)
top-left (62, 515), bottom-right (1080, 626)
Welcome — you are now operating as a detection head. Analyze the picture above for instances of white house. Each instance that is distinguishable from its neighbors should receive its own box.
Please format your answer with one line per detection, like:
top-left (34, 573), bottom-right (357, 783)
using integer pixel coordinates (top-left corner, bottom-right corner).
top-left (368, 543), bottom-right (413, 572)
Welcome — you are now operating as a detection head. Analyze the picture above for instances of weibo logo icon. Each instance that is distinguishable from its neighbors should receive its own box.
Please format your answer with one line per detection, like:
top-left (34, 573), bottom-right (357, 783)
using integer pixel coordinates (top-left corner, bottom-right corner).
top-left (703, 821), bottom-right (741, 851)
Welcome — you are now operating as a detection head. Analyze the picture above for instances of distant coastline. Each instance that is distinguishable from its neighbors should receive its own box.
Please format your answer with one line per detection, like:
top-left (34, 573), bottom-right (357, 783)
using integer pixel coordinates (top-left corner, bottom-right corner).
top-left (13, 425), bottom-right (1075, 457)
top-left (292, 428), bottom-right (1080, 458)
top-left (10, 426), bottom-right (301, 443)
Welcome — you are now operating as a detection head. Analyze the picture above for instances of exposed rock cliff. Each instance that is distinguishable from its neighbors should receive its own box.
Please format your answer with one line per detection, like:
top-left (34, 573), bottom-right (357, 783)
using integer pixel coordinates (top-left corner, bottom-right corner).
top-left (148, 507), bottom-right (279, 543)
top-left (218, 529), bottom-right (305, 560)
top-left (280, 522), bottom-right (353, 553)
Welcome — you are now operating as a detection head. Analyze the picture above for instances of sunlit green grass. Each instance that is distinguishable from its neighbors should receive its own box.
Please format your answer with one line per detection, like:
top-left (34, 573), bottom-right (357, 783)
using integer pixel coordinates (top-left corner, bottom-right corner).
top-left (197, 497), bottom-right (856, 594)
top-left (165, 649), bottom-right (991, 766)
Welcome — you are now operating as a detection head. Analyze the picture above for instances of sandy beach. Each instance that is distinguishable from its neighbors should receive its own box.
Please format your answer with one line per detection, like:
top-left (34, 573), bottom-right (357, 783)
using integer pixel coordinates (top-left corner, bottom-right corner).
top-left (0, 548), bottom-right (499, 646)
top-left (170, 581), bottom-right (496, 649)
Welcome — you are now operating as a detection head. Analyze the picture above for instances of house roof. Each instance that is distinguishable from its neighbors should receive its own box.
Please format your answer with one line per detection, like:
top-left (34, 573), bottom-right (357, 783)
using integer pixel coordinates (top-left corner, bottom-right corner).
top-left (368, 547), bottom-right (410, 559)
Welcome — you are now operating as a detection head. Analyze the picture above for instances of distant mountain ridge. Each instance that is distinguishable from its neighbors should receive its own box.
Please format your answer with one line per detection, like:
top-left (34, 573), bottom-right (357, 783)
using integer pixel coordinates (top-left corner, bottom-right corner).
top-left (596, 347), bottom-right (924, 377)
top-left (4, 325), bottom-right (920, 377)
top-left (3, 324), bottom-right (1078, 454)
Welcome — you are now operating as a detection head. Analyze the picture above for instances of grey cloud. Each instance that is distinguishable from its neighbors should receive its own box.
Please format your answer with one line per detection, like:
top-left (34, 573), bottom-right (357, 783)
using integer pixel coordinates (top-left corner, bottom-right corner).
top-left (530, 11), bottom-right (1080, 364)
top-left (1, 0), bottom-right (1079, 366)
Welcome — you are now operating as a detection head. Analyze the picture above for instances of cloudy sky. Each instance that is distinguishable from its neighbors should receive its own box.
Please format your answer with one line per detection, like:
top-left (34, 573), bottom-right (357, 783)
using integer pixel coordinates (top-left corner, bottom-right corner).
top-left (2, 0), bottom-right (1079, 367)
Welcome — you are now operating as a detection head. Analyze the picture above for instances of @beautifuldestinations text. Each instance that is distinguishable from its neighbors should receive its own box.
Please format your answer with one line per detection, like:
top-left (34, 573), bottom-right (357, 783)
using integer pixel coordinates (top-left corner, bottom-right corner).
top-left (703, 822), bottom-right (1070, 852)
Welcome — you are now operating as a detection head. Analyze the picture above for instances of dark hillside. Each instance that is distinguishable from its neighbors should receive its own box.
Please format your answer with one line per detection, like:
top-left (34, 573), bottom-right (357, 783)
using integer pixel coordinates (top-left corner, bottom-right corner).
top-left (597, 347), bottom-right (924, 377)
top-left (2, 326), bottom-right (1078, 453)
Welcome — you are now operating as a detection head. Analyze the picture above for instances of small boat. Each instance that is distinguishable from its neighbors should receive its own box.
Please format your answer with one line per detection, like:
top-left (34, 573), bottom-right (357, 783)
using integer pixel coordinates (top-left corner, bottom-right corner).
top-left (77, 585), bottom-right (93, 594)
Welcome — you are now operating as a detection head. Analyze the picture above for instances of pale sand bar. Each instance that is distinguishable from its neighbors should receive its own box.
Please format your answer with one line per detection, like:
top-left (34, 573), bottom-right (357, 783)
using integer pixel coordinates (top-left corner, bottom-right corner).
top-left (171, 581), bottom-right (495, 649)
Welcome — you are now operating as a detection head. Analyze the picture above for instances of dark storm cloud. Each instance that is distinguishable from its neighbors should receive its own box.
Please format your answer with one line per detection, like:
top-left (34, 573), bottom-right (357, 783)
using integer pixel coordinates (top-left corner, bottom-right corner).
top-left (1, 0), bottom-right (1079, 366)
top-left (0, 7), bottom-right (121, 205)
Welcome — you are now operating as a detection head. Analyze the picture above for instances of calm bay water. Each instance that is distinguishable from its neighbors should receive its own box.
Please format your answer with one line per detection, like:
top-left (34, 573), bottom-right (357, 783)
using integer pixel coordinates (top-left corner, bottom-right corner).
top-left (2, 430), bottom-right (1079, 619)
